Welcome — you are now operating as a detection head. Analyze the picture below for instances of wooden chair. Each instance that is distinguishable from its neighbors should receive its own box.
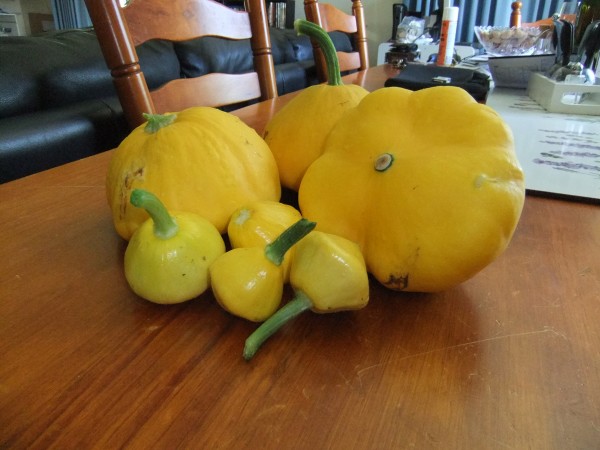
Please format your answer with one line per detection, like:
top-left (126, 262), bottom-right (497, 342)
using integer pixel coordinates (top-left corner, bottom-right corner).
top-left (303, 0), bottom-right (368, 83)
top-left (85, 0), bottom-right (278, 129)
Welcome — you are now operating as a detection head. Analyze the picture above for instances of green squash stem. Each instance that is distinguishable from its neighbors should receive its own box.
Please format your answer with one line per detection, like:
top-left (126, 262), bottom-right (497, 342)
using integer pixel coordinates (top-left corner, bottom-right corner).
top-left (264, 218), bottom-right (316, 266)
top-left (130, 189), bottom-right (179, 239)
top-left (143, 112), bottom-right (177, 134)
top-left (295, 19), bottom-right (342, 86)
top-left (243, 291), bottom-right (313, 360)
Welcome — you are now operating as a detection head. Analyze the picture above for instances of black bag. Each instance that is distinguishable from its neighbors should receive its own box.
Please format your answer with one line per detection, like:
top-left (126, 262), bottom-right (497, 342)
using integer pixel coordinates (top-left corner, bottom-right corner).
top-left (384, 63), bottom-right (491, 102)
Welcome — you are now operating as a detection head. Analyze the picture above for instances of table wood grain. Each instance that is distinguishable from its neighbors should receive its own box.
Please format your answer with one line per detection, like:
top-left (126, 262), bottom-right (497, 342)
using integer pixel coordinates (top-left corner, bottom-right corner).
top-left (1, 65), bottom-right (599, 449)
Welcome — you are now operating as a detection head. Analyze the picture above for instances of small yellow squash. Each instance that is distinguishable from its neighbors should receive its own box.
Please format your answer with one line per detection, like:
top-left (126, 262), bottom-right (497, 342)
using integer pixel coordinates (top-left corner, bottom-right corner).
top-left (124, 189), bottom-right (225, 304)
top-left (227, 200), bottom-right (302, 281)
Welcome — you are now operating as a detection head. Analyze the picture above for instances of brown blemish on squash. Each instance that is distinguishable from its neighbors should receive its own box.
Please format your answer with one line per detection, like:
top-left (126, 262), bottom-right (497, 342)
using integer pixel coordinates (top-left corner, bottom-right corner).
top-left (120, 167), bottom-right (145, 219)
top-left (384, 273), bottom-right (409, 290)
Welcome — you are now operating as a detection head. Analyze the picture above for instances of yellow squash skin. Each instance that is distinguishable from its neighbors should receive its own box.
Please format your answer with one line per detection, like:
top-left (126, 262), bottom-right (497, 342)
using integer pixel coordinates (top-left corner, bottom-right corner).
top-left (263, 19), bottom-right (369, 191)
top-left (263, 83), bottom-right (368, 191)
top-left (228, 200), bottom-right (303, 248)
top-left (242, 229), bottom-right (369, 360)
top-left (290, 231), bottom-right (369, 312)
top-left (227, 200), bottom-right (302, 282)
top-left (125, 211), bottom-right (226, 304)
top-left (298, 86), bottom-right (526, 292)
top-left (210, 247), bottom-right (285, 322)
top-left (106, 107), bottom-right (281, 240)
top-left (212, 218), bottom-right (315, 322)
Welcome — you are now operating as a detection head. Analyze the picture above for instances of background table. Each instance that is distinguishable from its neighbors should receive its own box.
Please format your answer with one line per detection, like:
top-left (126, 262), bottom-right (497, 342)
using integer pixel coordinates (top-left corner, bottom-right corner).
top-left (487, 89), bottom-right (600, 202)
top-left (1, 66), bottom-right (599, 449)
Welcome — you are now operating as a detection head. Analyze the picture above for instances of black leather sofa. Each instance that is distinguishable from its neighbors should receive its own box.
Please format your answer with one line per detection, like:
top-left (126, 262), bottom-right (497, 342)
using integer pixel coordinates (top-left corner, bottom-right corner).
top-left (0, 27), bottom-right (354, 184)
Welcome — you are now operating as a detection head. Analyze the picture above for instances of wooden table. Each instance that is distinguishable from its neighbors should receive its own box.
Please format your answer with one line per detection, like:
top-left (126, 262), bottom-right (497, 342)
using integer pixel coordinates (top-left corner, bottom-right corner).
top-left (1, 65), bottom-right (599, 449)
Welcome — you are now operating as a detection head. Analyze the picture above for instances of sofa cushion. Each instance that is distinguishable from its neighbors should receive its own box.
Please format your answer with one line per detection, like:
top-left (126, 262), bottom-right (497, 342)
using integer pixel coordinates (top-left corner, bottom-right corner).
top-left (329, 31), bottom-right (354, 53)
top-left (271, 28), bottom-right (305, 63)
top-left (277, 29), bottom-right (313, 62)
top-left (0, 30), bottom-right (102, 118)
top-left (275, 60), bottom-right (319, 94)
top-left (0, 29), bottom-right (181, 118)
top-left (175, 36), bottom-right (255, 77)
top-left (174, 27), bottom-right (317, 77)
top-left (0, 69), bottom-right (38, 121)
top-left (42, 39), bottom-right (180, 109)
top-left (0, 98), bottom-right (128, 183)
top-left (277, 30), bottom-right (354, 65)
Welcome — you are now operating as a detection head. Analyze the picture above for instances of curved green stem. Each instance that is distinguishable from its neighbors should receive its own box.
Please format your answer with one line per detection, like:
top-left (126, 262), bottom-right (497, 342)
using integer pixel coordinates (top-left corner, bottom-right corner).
top-left (243, 291), bottom-right (313, 360)
top-left (295, 19), bottom-right (342, 86)
top-left (130, 189), bottom-right (179, 239)
top-left (264, 218), bottom-right (316, 266)
top-left (143, 112), bottom-right (177, 134)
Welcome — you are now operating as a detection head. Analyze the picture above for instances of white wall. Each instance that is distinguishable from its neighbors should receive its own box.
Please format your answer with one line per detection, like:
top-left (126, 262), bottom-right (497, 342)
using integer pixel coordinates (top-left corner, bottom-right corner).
top-left (0, 0), bottom-right (26, 35)
top-left (0, 0), bottom-right (51, 34)
top-left (294, 0), bottom-right (397, 67)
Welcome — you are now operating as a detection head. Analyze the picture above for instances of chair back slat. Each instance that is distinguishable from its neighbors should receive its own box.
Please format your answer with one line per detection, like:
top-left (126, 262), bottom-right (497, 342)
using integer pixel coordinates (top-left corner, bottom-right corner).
top-left (304, 0), bottom-right (368, 83)
top-left (123, 0), bottom-right (253, 45)
top-left (151, 73), bottom-right (262, 112)
top-left (316, 3), bottom-right (358, 33)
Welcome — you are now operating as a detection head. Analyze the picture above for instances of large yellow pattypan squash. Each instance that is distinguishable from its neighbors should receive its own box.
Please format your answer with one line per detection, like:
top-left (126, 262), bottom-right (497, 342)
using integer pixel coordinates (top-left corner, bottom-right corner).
top-left (106, 107), bottom-right (281, 240)
top-left (299, 86), bottom-right (526, 292)
top-left (263, 20), bottom-right (368, 191)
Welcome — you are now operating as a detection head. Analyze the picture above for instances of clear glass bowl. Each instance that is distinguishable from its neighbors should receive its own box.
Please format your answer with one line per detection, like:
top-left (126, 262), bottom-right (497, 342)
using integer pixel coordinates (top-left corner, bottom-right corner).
top-left (474, 26), bottom-right (546, 56)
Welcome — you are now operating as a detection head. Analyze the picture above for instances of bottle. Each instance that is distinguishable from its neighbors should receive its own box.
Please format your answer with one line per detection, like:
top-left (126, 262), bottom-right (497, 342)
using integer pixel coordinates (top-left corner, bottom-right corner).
top-left (436, 6), bottom-right (459, 66)
top-left (574, 0), bottom-right (600, 46)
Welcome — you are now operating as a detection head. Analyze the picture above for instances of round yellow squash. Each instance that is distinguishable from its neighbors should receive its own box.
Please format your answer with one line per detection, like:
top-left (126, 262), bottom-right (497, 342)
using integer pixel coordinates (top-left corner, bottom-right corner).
top-left (227, 200), bottom-right (303, 249)
top-left (263, 20), bottom-right (368, 191)
top-left (264, 83), bottom-right (367, 191)
top-left (106, 108), bottom-right (281, 240)
top-left (298, 86), bottom-right (526, 292)
top-left (227, 200), bottom-right (303, 282)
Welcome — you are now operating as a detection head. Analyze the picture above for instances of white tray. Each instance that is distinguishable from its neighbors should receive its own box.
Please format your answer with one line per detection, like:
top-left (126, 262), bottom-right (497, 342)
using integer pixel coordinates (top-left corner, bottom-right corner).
top-left (527, 72), bottom-right (600, 115)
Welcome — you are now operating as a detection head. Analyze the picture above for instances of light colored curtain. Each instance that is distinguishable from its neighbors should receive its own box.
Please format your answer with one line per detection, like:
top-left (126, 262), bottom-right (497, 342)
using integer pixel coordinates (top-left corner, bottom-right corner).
top-left (402, 0), bottom-right (562, 42)
top-left (51, 0), bottom-right (92, 29)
